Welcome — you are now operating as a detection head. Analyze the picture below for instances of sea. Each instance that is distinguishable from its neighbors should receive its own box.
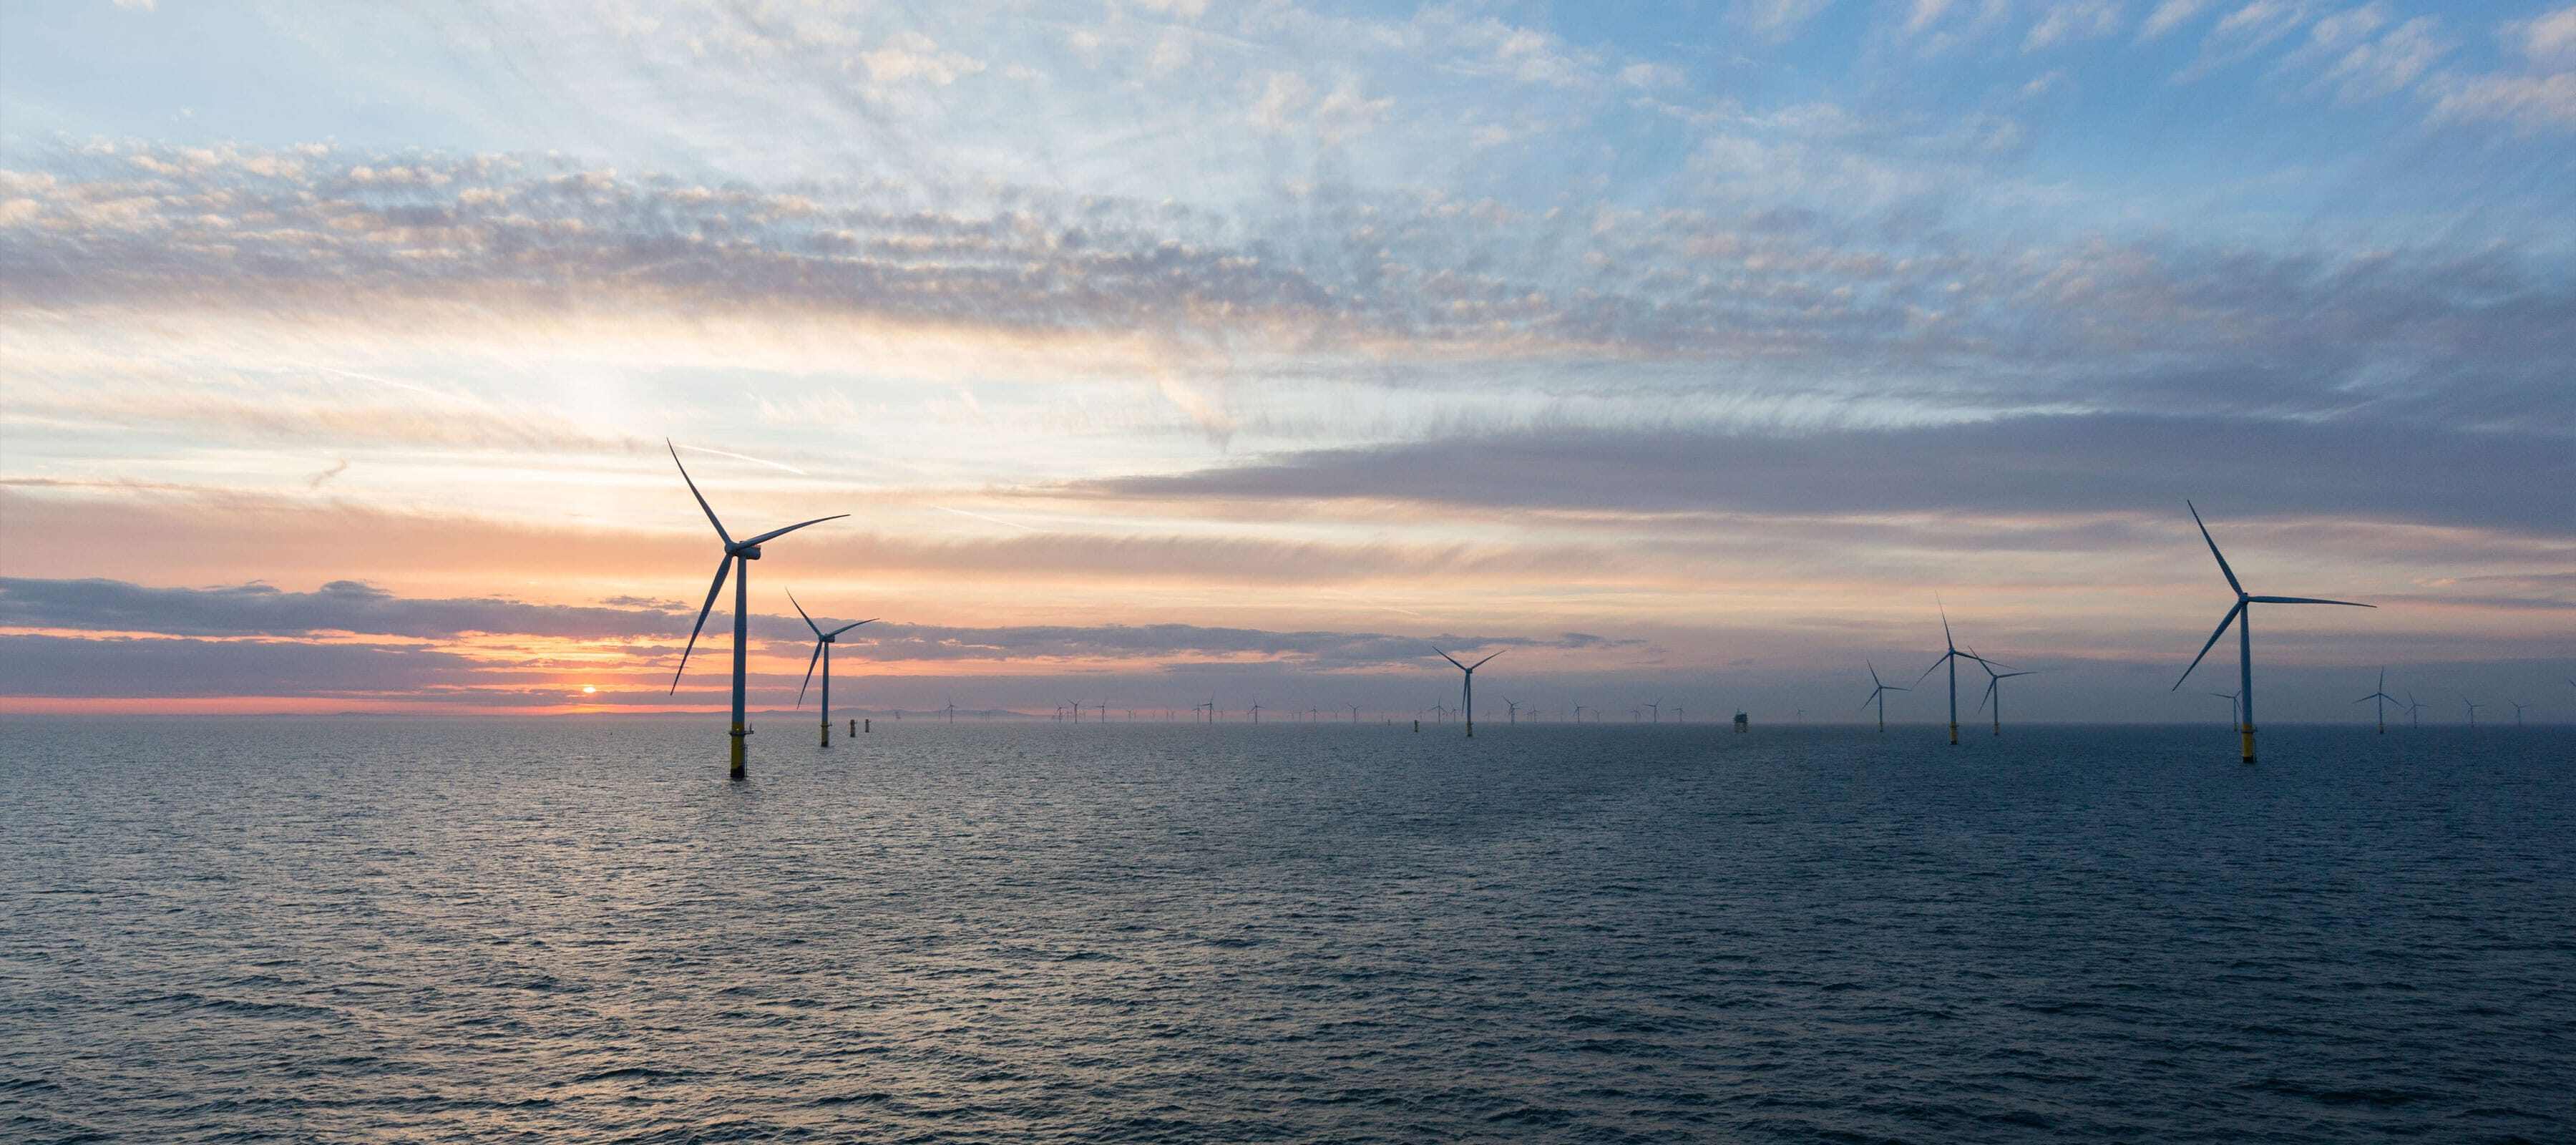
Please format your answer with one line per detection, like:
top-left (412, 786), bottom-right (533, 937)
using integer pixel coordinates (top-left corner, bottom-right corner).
top-left (3, 717), bottom-right (2570, 1143)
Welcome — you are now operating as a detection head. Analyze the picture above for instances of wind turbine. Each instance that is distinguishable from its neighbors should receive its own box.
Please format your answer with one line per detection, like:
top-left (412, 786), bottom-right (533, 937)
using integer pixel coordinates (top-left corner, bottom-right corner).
top-left (1431, 646), bottom-right (1503, 737)
top-left (1644, 701), bottom-right (1660, 723)
top-left (1917, 604), bottom-right (1999, 746)
top-left (1860, 661), bottom-right (1908, 732)
top-left (1349, 703), bottom-right (1361, 723)
top-left (1503, 698), bottom-right (1519, 725)
top-left (2463, 698), bottom-right (2484, 728)
top-left (942, 697), bottom-right (957, 723)
top-left (2210, 690), bottom-right (2239, 730)
top-left (2510, 700), bottom-right (2527, 728)
top-left (787, 589), bottom-right (874, 749)
top-left (665, 441), bottom-right (847, 779)
top-left (2403, 691), bottom-right (2424, 729)
top-left (1970, 651), bottom-right (2035, 736)
top-left (1249, 702), bottom-right (1263, 723)
top-left (2354, 668), bottom-right (2398, 734)
top-left (2171, 502), bottom-right (2375, 763)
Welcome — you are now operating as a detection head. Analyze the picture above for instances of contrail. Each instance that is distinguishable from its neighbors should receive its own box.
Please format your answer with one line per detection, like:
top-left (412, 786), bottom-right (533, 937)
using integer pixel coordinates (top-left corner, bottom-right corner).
top-left (288, 360), bottom-right (455, 400)
top-left (675, 444), bottom-right (809, 476)
top-left (935, 505), bottom-right (1039, 532)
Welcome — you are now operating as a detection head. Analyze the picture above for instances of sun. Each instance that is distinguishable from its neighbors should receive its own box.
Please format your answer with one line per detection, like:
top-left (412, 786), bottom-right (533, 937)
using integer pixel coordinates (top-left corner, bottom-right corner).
top-left (582, 685), bottom-right (597, 695)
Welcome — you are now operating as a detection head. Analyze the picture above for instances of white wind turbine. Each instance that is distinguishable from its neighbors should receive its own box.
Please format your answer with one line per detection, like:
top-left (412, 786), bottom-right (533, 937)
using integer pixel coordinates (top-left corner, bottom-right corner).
top-left (1860, 661), bottom-right (1908, 733)
top-left (1970, 650), bottom-right (2036, 737)
top-left (2171, 502), bottom-right (2373, 763)
top-left (1917, 605), bottom-right (1999, 746)
top-left (2210, 690), bottom-right (2240, 730)
top-left (1432, 646), bottom-right (1503, 738)
top-left (665, 442), bottom-right (847, 779)
top-left (2354, 668), bottom-right (2399, 734)
top-left (788, 589), bottom-right (874, 749)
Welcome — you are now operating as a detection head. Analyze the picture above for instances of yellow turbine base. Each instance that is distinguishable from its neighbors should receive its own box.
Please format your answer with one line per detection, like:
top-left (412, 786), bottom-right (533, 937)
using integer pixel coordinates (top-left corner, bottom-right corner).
top-left (729, 725), bottom-right (747, 779)
top-left (2240, 727), bottom-right (2255, 764)
top-left (1948, 723), bottom-right (1958, 745)
top-left (821, 722), bottom-right (831, 748)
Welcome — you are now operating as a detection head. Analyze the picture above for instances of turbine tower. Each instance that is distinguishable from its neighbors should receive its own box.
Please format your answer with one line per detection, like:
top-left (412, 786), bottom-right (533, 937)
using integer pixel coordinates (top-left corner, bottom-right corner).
top-left (1860, 661), bottom-right (1908, 732)
top-left (2354, 668), bottom-right (2399, 734)
top-left (2171, 502), bottom-right (2374, 763)
top-left (666, 441), bottom-right (847, 779)
top-left (1431, 646), bottom-right (1503, 737)
top-left (788, 589), bottom-right (875, 749)
top-left (1916, 605), bottom-right (1998, 746)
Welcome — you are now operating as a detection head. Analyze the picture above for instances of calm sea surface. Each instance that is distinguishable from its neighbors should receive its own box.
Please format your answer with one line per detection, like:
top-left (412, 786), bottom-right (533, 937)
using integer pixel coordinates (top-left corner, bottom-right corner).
top-left (3, 717), bottom-right (2570, 1143)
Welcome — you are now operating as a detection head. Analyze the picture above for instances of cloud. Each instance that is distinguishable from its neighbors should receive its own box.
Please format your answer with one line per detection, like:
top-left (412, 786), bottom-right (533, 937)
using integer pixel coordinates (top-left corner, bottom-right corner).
top-left (2024, 1), bottom-right (2124, 53)
top-left (1062, 413), bottom-right (2576, 535)
top-left (2140, 0), bottom-right (2214, 39)
top-left (2177, 1), bottom-right (2313, 82)
top-left (0, 633), bottom-right (484, 698)
top-left (2514, 5), bottom-right (2576, 67)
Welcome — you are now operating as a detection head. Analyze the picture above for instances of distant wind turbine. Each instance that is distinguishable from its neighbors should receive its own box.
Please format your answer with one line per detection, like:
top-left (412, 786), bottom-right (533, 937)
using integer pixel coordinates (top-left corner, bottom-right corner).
top-left (1431, 646), bottom-right (1503, 737)
top-left (1249, 701), bottom-right (1262, 724)
top-left (1971, 651), bottom-right (2036, 736)
top-left (2510, 700), bottom-right (2527, 728)
top-left (943, 698), bottom-right (957, 723)
top-left (1917, 604), bottom-right (1999, 746)
top-left (786, 590), bottom-right (874, 749)
top-left (2210, 691), bottom-right (2240, 730)
top-left (2171, 502), bottom-right (2374, 763)
top-left (2403, 691), bottom-right (2424, 729)
top-left (1349, 703), bottom-right (1361, 723)
top-left (1644, 701), bottom-right (1660, 723)
top-left (1503, 698), bottom-right (1519, 725)
top-left (665, 440), bottom-right (847, 779)
top-left (2463, 698), bottom-right (2484, 728)
top-left (2354, 668), bottom-right (2399, 734)
top-left (1860, 661), bottom-right (1908, 732)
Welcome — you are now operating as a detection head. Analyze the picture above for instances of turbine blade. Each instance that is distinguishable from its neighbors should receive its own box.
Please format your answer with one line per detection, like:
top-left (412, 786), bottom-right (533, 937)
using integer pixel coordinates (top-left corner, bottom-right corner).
top-left (1868, 660), bottom-right (1883, 687)
top-left (1885, 684), bottom-right (1909, 692)
top-left (786, 587), bottom-right (822, 637)
top-left (2172, 600), bottom-right (2245, 690)
top-left (2246, 595), bottom-right (2373, 608)
top-left (668, 557), bottom-right (731, 693)
top-left (740, 514), bottom-right (851, 548)
top-left (797, 640), bottom-right (822, 708)
top-left (1431, 646), bottom-right (1468, 671)
top-left (1915, 652), bottom-right (1950, 685)
top-left (827, 618), bottom-right (877, 638)
top-left (2187, 500), bottom-right (2243, 595)
top-left (668, 439), bottom-right (731, 546)
top-left (1469, 650), bottom-right (1504, 671)
top-left (1976, 680), bottom-right (1994, 714)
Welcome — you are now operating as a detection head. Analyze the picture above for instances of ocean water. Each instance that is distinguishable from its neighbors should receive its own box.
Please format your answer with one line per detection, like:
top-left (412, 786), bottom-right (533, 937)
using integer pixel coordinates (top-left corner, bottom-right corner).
top-left (3, 717), bottom-right (2570, 1144)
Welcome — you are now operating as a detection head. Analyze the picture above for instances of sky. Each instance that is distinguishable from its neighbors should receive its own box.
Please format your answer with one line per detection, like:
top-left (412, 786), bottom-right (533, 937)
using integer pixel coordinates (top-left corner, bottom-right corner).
top-left (1, 0), bottom-right (2570, 723)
